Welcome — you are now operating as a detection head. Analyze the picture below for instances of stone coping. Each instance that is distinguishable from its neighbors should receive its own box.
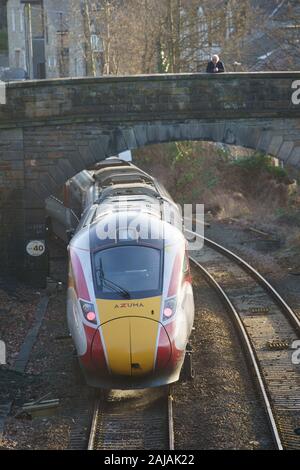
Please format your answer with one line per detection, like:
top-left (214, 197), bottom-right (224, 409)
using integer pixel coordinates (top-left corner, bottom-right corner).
top-left (5, 71), bottom-right (300, 89)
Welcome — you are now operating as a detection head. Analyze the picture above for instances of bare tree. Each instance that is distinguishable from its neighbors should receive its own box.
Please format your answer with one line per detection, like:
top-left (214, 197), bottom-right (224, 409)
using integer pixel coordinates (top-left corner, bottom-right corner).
top-left (68, 0), bottom-right (262, 77)
top-left (261, 0), bottom-right (300, 70)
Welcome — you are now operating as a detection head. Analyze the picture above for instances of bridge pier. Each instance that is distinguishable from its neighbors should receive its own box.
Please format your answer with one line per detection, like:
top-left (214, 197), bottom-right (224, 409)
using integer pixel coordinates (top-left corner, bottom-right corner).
top-left (22, 191), bottom-right (49, 288)
top-left (0, 187), bottom-right (48, 288)
top-left (0, 127), bottom-right (48, 288)
top-left (0, 188), bottom-right (23, 276)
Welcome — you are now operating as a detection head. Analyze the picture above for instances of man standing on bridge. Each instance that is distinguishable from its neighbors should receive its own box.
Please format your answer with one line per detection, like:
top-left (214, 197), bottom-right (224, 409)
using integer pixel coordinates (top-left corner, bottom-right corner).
top-left (206, 54), bottom-right (225, 73)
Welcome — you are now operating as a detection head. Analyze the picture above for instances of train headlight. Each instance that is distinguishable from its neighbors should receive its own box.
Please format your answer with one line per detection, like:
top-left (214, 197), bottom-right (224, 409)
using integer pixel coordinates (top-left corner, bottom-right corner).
top-left (80, 300), bottom-right (97, 325)
top-left (163, 297), bottom-right (177, 322)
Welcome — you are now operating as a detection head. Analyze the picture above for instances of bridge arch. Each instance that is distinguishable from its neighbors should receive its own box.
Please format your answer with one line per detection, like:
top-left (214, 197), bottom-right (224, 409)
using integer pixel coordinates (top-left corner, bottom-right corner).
top-left (26, 118), bottom-right (297, 202)
top-left (0, 72), bottom-right (300, 285)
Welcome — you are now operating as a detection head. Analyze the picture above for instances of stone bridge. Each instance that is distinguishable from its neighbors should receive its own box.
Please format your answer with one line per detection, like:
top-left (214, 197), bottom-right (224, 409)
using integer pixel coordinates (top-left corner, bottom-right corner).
top-left (0, 72), bottom-right (300, 286)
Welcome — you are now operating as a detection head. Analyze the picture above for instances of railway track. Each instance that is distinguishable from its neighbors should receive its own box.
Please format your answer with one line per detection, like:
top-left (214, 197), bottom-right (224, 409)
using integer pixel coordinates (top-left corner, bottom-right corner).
top-left (87, 386), bottom-right (174, 450)
top-left (187, 231), bottom-right (300, 450)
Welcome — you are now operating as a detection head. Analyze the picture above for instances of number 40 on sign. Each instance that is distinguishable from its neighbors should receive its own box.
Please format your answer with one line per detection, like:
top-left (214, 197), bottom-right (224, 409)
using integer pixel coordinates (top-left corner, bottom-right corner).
top-left (26, 240), bottom-right (46, 257)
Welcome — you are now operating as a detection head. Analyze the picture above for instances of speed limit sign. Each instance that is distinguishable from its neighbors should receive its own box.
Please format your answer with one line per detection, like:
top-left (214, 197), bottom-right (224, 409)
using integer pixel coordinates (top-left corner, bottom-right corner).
top-left (26, 240), bottom-right (46, 257)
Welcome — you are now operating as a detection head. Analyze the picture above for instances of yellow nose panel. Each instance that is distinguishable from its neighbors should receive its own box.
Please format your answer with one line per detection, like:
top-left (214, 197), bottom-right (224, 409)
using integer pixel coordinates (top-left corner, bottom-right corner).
top-left (96, 296), bottom-right (161, 324)
top-left (97, 297), bottom-right (161, 376)
top-left (130, 317), bottom-right (159, 377)
top-left (101, 317), bottom-right (132, 375)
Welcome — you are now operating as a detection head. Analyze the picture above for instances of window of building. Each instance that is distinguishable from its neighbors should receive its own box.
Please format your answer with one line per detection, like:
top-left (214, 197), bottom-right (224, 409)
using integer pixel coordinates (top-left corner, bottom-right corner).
top-left (14, 49), bottom-right (21, 67)
top-left (0, 2), bottom-right (7, 30)
top-left (0, 2), bottom-right (8, 56)
top-left (31, 3), bottom-right (44, 39)
top-left (20, 9), bottom-right (24, 33)
top-left (11, 9), bottom-right (16, 32)
top-left (48, 56), bottom-right (57, 71)
top-left (91, 34), bottom-right (103, 52)
top-left (57, 31), bottom-right (69, 77)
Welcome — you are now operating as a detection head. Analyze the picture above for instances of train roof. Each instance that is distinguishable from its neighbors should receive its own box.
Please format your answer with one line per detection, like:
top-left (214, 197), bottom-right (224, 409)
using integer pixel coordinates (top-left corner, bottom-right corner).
top-left (92, 157), bottom-right (131, 170)
top-left (74, 158), bottom-right (182, 239)
top-left (92, 158), bottom-right (172, 202)
top-left (94, 169), bottom-right (154, 190)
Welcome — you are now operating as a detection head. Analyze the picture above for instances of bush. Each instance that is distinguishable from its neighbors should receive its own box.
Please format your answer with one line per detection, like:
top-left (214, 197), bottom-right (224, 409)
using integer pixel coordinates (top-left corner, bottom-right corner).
top-left (134, 141), bottom-right (224, 205)
top-left (134, 143), bottom-right (295, 218)
top-left (231, 153), bottom-right (287, 180)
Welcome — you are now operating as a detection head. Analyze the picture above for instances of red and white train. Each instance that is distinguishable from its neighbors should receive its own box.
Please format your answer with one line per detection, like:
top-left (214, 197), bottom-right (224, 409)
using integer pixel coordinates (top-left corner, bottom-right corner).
top-left (65, 158), bottom-right (195, 388)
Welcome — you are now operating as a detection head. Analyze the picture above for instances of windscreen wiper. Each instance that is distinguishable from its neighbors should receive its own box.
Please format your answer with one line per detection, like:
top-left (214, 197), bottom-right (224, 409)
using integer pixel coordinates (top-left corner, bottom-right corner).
top-left (96, 262), bottom-right (131, 299)
top-left (101, 275), bottom-right (131, 299)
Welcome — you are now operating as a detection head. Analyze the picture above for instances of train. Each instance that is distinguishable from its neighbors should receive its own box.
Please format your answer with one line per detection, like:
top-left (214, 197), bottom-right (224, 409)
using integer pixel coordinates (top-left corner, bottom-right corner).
top-left (64, 158), bottom-right (195, 389)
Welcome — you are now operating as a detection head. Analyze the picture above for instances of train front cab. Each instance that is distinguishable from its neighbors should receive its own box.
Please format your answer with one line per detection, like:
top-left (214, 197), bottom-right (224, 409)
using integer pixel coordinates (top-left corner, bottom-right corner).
top-left (68, 220), bottom-right (194, 389)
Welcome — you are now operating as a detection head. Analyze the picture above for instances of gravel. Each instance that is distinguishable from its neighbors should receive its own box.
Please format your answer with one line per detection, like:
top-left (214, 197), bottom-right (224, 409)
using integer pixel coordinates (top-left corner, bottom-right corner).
top-left (0, 281), bottom-right (41, 368)
top-left (173, 268), bottom-right (274, 450)
top-left (205, 218), bottom-right (300, 321)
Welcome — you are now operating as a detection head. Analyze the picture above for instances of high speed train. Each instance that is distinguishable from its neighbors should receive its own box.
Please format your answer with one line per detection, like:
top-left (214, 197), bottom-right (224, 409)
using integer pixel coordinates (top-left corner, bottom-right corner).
top-left (66, 158), bottom-right (195, 389)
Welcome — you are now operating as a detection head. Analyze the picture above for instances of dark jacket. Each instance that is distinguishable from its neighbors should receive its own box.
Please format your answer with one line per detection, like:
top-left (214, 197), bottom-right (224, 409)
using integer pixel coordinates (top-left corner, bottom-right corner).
top-left (206, 61), bottom-right (225, 73)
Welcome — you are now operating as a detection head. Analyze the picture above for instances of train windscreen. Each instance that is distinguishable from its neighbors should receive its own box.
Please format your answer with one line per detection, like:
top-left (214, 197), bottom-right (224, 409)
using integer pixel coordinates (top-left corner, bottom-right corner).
top-left (93, 245), bottom-right (162, 299)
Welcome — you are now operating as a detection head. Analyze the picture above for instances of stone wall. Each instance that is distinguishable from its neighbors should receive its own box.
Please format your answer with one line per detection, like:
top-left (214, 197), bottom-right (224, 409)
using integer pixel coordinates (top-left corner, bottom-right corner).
top-left (1, 72), bottom-right (300, 125)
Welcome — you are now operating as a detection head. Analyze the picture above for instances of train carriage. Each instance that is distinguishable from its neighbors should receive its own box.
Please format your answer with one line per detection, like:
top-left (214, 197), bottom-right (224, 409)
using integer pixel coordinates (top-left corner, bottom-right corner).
top-left (67, 158), bottom-right (194, 388)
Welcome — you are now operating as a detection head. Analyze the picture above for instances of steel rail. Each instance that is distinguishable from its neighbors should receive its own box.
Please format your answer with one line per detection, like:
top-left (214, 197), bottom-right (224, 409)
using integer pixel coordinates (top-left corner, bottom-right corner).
top-left (186, 230), bottom-right (300, 331)
top-left (187, 230), bottom-right (300, 450)
top-left (168, 391), bottom-right (175, 450)
top-left (190, 255), bottom-right (283, 450)
top-left (87, 399), bottom-right (100, 450)
top-left (87, 387), bottom-right (173, 450)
